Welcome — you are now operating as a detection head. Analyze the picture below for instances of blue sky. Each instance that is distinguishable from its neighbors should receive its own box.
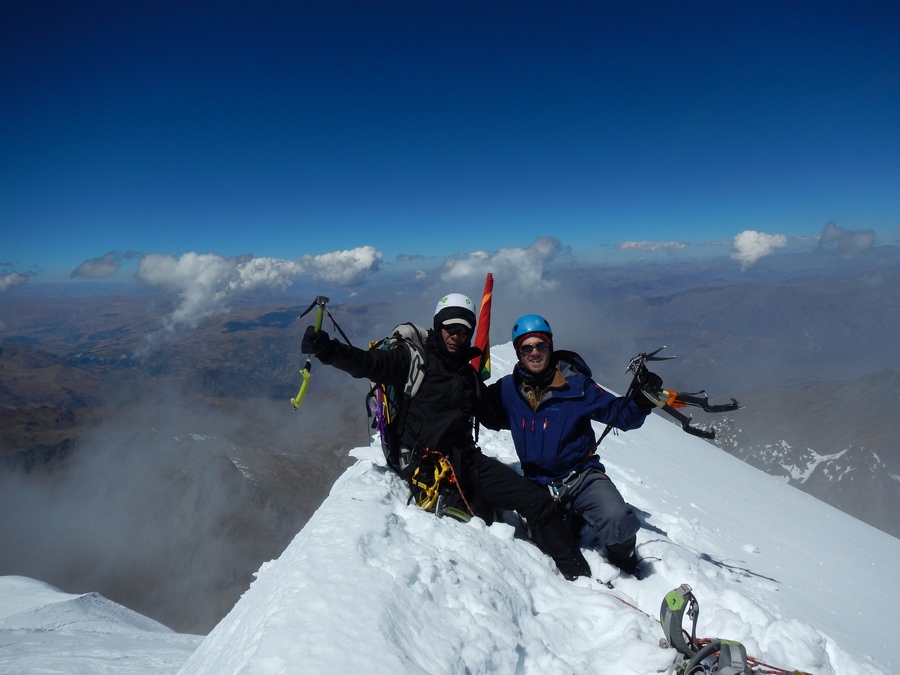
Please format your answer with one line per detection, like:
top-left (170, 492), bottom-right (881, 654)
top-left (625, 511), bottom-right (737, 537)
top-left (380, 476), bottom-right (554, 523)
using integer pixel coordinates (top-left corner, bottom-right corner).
top-left (2, 0), bottom-right (898, 286)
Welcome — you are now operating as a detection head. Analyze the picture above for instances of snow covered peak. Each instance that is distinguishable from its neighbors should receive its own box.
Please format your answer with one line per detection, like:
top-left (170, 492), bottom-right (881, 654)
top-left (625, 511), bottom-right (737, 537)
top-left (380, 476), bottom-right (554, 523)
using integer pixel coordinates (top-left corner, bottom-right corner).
top-left (3, 343), bottom-right (897, 674)
top-left (179, 343), bottom-right (897, 675)
top-left (0, 576), bottom-right (200, 673)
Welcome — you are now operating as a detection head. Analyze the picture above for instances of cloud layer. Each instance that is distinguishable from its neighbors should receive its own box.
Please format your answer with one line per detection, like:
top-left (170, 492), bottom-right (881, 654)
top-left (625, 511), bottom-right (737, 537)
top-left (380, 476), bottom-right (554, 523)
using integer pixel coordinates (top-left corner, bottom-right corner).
top-left (818, 221), bottom-right (875, 254)
top-left (0, 272), bottom-right (29, 292)
top-left (71, 251), bottom-right (123, 278)
top-left (617, 240), bottom-right (689, 254)
top-left (136, 247), bottom-right (382, 330)
top-left (439, 237), bottom-right (565, 290)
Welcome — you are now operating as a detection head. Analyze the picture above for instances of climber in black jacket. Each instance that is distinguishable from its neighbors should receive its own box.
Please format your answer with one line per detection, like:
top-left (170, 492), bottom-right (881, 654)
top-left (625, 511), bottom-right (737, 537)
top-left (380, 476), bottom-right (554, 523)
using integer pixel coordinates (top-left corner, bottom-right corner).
top-left (302, 293), bottom-right (591, 580)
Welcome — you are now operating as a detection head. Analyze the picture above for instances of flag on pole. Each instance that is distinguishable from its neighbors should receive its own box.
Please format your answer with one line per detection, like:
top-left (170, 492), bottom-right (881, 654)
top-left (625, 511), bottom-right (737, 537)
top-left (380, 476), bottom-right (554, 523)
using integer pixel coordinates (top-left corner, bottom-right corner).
top-left (471, 272), bottom-right (493, 381)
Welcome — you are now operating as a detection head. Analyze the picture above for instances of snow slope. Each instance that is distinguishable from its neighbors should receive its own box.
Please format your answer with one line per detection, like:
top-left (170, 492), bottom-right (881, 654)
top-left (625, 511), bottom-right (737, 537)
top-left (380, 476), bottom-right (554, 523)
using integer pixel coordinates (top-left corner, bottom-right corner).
top-left (180, 344), bottom-right (896, 675)
top-left (0, 576), bottom-right (201, 674)
top-left (3, 343), bottom-right (897, 674)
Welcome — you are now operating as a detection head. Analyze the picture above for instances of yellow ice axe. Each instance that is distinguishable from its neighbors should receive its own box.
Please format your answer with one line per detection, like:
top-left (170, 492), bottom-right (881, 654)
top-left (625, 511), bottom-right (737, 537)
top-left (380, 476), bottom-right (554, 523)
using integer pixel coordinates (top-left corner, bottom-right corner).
top-left (291, 295), bottom-right (329, 410)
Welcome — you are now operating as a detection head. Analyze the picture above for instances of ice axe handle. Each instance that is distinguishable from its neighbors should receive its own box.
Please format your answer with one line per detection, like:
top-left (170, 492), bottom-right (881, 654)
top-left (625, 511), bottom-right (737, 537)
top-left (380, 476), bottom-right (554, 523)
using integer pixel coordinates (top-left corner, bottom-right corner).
top-left (290, 296), bottom-right (328, 410)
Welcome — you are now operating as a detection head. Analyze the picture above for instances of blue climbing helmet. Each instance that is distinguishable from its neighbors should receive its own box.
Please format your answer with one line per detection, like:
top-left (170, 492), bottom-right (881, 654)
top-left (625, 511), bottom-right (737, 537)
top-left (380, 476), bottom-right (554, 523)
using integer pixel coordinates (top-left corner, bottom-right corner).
top-left (511, 314), bottom-right (553, 346)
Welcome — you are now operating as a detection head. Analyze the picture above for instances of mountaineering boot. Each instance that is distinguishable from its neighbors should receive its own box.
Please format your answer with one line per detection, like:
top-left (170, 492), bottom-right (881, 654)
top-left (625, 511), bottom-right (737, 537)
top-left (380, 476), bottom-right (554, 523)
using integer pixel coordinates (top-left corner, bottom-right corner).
top-left (559, 558), bottom-right (591, 581)
top-left (606, 536), bottom-right (643, 579)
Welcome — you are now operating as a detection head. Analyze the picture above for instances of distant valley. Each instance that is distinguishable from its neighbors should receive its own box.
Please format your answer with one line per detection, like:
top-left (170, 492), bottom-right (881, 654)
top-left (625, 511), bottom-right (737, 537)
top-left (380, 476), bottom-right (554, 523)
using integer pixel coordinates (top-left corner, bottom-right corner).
top-left (2, 251), bottom-right (898, 631)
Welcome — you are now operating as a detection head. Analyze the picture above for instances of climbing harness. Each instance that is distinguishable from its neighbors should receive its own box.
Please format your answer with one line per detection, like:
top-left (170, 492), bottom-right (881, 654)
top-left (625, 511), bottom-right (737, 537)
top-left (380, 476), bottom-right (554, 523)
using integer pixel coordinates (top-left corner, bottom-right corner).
top-left (408, 448), bottom-right (473, 522)
top-left (410, 452), bottom-right (452, 512)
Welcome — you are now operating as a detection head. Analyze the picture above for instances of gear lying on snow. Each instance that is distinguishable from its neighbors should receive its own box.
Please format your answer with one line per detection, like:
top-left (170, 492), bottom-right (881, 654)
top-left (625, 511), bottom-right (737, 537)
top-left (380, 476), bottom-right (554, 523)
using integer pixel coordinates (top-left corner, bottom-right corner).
top-left (658, 584), bottom-right (810, 675)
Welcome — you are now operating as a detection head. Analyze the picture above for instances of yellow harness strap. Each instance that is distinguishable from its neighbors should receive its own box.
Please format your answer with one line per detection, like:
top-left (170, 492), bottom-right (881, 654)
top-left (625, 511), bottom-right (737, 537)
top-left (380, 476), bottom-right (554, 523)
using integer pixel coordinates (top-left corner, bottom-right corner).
top-left (411, 455), bottom-right (452, 511)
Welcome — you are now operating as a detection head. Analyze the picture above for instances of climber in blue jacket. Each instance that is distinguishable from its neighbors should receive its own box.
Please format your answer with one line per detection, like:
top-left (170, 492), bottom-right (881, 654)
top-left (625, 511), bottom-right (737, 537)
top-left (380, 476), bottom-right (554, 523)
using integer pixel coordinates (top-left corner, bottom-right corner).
top-left (481, 314), bottom-right (662, 578)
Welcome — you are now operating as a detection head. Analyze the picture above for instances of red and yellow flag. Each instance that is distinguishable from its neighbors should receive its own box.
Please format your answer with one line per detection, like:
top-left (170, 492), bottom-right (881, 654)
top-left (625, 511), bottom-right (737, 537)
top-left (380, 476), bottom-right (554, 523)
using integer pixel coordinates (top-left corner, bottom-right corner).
top-left (470, 272), bottom-right (493, 381)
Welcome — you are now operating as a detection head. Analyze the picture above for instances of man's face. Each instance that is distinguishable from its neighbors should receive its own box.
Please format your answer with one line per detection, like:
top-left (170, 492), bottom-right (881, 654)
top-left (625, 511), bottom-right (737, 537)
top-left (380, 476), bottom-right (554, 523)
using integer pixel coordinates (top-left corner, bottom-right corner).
top-left (441, 324), bottom-right (471, 353)
top-left (518, 337), bottom-right (551, 375)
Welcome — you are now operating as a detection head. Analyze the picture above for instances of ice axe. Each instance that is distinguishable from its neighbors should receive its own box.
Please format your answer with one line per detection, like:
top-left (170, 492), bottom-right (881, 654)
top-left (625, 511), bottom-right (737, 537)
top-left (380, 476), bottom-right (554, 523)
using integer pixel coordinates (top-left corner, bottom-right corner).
top-left (290, 295), bottom-right (329, 410)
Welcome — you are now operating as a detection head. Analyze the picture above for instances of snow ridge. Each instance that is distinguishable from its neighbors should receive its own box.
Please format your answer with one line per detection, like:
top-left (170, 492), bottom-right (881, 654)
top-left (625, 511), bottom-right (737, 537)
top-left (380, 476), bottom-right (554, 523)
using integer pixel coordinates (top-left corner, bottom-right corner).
top-left (179, 344), bottom-right (897, 675)
top-left (3, 343), bottom-right (897, 675)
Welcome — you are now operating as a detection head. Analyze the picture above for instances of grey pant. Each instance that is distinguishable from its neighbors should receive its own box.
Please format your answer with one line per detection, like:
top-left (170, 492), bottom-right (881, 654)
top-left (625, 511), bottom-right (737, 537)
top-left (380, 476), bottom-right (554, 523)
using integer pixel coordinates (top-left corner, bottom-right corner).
top-left (553, 468), bottom-right (640, 547)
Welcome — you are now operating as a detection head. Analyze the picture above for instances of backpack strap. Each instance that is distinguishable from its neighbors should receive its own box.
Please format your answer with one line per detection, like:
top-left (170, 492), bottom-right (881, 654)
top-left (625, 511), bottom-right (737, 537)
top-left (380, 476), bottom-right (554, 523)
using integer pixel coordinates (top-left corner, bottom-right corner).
top-left (384, 323), bottom-right (428, 399)
top-left (554, 349), bottom-right (593, 379)
top-left (401, 337), bottom-right (427, 398)
top-left (367, 324), bottom-right (429, 473)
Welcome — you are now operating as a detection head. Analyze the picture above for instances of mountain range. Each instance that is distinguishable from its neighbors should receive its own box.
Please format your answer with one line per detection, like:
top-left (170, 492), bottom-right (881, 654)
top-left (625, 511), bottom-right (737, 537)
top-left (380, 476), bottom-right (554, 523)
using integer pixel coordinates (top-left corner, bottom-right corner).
top-left (1, 249), bottom-right (897, 633)
top-left (2, 342), bottom-right (896, 674)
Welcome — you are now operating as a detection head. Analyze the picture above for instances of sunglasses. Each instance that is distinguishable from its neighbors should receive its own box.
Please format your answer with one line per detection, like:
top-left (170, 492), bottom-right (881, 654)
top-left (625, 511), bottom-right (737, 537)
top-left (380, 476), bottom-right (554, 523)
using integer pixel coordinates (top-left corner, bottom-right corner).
top-left (518, 342), bottom-right (550, 356)
top-left (442, 324), bottom-right (472, 337)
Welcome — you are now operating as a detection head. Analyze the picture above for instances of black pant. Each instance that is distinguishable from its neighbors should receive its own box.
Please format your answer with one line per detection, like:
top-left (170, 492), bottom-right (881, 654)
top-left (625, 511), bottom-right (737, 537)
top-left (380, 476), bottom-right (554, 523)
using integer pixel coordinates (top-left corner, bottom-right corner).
top-left (453, 447), bottom-right (591, 579)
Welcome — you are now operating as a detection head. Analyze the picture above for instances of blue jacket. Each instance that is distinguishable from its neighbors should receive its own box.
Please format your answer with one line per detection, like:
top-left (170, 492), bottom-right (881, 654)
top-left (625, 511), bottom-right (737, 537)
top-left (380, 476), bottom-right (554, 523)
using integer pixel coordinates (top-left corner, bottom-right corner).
top-left (482, 351), bottom-right (650, 484)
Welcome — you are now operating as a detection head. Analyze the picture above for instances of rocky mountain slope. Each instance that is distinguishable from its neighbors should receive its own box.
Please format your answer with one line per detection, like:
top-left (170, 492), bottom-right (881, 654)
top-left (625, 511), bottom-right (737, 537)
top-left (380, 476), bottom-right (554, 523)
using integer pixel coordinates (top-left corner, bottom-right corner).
top-left (710, 370), bottom-right (900, 538)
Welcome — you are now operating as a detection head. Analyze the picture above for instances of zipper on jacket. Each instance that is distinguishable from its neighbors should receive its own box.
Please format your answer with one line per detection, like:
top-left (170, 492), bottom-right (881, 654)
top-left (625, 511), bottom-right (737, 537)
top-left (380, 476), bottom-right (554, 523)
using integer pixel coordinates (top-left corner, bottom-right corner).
top-left (520, 416), bottom-right (549, 434)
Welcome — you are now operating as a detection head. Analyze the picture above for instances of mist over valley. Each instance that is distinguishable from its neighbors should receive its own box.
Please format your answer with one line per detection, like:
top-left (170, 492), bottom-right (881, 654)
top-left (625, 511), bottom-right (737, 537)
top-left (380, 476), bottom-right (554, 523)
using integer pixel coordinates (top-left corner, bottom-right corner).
top-left (2, 247), bottom-right (898, 632)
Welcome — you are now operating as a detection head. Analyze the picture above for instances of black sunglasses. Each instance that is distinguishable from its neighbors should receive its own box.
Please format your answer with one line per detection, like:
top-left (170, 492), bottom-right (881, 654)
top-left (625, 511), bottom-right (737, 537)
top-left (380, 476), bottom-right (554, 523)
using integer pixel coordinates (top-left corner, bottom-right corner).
top-left (442, 324), bottom-right (472, 337)
top-left (518, 342), bottom-right (550, 356)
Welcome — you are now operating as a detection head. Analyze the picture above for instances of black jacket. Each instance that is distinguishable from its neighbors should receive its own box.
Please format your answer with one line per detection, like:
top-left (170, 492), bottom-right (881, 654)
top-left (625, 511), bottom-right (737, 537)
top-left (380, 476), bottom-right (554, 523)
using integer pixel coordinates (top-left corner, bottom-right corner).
top-left (320, 330), bottom-right (483, 453)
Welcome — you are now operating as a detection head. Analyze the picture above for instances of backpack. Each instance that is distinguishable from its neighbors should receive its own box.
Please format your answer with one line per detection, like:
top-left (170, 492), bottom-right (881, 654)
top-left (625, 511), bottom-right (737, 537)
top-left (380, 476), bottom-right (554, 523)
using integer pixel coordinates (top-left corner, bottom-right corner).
top-left (366, 322), bottom-right (428, 473)
top-left (554, 349), bottom-right (592, 379)
top-left (365, 322), bottom-right (473, 522)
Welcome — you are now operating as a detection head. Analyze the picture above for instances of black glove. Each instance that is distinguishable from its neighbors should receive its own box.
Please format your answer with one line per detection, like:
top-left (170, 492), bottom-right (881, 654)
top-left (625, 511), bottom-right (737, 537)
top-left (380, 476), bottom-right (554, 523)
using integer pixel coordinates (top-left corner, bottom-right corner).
top-left (301, 326), bottom-right (334, 356)
top-left (634, 369), bottom-right (663, 412)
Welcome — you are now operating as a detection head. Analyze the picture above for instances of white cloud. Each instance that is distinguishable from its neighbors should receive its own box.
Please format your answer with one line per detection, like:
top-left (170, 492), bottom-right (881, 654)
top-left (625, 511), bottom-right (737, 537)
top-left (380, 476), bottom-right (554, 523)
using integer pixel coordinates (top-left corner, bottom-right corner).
top-left (440, 237), bottom-right (563, 290)
top-left (0, 272), bottom-right (29, 292)
top-left (136, 247), bottom-right (382, 330)
top-left (137, 253), bottom-right (238, 329)
top-left (299, 246), bottom-right (382, 286)
top-left (228, 257), bottom-right (305, 291)
top-left (731, 230), bottom-right (788, 268)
